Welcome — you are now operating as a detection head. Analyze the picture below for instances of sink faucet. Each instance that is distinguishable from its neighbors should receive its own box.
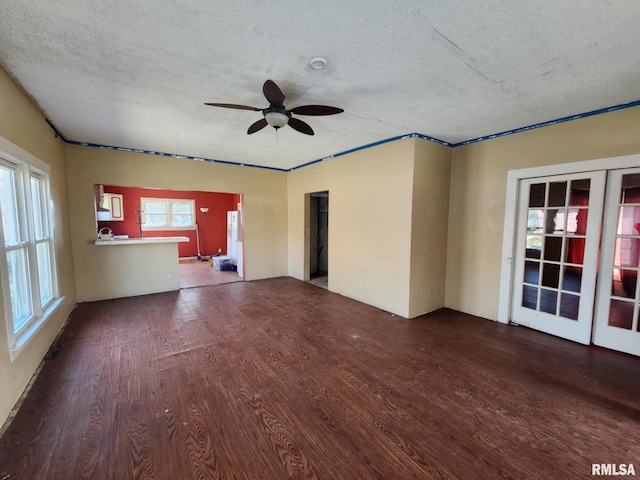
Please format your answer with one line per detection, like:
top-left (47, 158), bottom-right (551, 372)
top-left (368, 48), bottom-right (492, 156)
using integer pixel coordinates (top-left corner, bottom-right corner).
top-left (98, 227), bottom-right (113, 240)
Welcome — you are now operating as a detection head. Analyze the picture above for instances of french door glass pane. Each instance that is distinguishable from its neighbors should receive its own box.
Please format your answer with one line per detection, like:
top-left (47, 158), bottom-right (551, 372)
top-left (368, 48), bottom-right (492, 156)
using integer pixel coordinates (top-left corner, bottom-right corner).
top-left (7, 248), bottom-right (32, 331)
top-left (37, 241), bottom-right (53, 304)
top-left (609, 299), bottom-right (634, 330)
top-left (0, 166), bottom-right (20, 246)
top-left (562, 266), bottom-right (582, 292)
top-left (529, 183), bottom-right (546, 207)
top-left (617, 206), bottom-right (640, 235)
top-left (559, 293), bottom-right (580, 320)
top-left (569, 179), bottom-right (590, 205)
top-left (548, 182), bottom-right (567, 207)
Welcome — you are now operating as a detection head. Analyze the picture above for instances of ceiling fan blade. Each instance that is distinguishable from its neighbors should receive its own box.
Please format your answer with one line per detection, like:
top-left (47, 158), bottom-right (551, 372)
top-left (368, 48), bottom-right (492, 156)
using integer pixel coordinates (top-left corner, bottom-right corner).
top-left (288, 117), bottom-right (314, 136)
top-left (289, 105), bottom-right (344, 116)
top-left (205, 103), bottom-right (261, 111)
top-left (263, 80), bottom-right (285, 105)
top-left (247, 118), bottom-right (268, 134)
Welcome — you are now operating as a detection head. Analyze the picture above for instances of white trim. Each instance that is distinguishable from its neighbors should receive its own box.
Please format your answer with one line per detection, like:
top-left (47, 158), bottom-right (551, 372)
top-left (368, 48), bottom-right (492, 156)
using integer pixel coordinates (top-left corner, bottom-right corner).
top-left (0, 136), bottom-right (50, 174)
top-left (9, 297), bottom-right (64, 361)
top-left (498, 153), bottom-right (640, 324)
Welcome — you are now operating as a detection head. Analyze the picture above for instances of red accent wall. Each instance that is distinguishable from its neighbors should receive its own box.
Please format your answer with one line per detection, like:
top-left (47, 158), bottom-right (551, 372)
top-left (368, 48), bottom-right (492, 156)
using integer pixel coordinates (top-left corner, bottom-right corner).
top-left (97, 185), bottom-right (238, 258)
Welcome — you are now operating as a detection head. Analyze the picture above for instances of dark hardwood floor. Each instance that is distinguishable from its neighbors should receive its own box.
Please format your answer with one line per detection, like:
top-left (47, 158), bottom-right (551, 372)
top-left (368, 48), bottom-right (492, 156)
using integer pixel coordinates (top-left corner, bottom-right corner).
top-left (1, 277), bottom-right (639, 479)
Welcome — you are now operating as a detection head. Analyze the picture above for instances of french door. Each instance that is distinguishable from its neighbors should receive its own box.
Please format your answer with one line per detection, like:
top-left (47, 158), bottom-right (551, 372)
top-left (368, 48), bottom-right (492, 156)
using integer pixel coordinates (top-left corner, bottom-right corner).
top-left (593, 168), bottom-right (640, 356)
top-left (511, 172), bottom-right (606, 345)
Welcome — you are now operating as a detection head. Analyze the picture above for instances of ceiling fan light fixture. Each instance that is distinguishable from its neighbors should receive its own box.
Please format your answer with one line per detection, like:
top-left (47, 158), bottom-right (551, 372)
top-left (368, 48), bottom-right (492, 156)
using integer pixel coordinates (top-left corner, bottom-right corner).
top-left (310, 57), bottom-right (328, 70)
top-left (264, 110), bottom-right (290, 129)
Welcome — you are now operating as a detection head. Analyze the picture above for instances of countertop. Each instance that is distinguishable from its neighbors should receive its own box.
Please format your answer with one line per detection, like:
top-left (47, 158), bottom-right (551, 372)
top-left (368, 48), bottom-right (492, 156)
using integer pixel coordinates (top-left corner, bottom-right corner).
top-left (95, 236), bottom-right (189, 246)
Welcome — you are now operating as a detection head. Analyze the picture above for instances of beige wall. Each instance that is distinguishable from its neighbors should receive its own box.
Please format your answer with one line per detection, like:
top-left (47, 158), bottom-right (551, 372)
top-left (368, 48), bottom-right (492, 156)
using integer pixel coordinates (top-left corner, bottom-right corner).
top-left (445, 106), bottom-right (640, 320)
top-left (66, 145), bottom-right (288, 302)
top-left (0, 68), bottom-right (77, 427)
top-left (86, 242), bottom-right (183, 300)
top-left (287, 138), bottom-right (416, 317)
top-left (409, 139), bottom-right (451, 317)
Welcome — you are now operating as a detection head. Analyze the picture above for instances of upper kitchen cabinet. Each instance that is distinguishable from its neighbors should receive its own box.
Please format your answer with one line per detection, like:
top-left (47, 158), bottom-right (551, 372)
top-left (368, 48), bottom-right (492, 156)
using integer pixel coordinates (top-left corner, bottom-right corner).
top-left (95, 185), bottom-right (124, 221)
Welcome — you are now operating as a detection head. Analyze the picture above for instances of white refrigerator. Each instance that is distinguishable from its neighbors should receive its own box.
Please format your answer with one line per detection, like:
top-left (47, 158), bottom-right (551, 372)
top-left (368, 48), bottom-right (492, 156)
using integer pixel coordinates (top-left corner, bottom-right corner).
top-left (227, 211), bottom-right (243, 277)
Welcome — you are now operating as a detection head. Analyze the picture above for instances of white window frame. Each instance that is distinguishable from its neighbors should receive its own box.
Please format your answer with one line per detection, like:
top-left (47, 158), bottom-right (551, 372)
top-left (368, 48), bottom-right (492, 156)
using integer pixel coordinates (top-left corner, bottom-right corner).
top-left (140, 197), bottom-right (196, 231)
top-left (0, 140), bottom-right (62, 360)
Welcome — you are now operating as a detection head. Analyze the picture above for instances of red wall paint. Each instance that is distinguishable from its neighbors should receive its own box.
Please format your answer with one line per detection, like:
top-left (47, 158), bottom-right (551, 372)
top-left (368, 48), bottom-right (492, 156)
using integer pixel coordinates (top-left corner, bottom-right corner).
top-left (97, 185), bottom-right (238, 258)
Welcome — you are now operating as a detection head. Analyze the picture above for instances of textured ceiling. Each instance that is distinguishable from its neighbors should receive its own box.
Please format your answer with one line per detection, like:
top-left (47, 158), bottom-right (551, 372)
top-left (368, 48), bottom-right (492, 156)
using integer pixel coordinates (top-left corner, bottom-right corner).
top-left (1, 0), bottom-right (640, 170)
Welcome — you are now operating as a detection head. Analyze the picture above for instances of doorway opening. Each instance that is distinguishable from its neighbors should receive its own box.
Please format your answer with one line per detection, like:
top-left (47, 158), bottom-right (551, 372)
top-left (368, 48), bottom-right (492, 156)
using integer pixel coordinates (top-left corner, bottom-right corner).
top-left (307, 191), bottom-right (329, 289)
top-left (94, 183), bottom-right (245, 289)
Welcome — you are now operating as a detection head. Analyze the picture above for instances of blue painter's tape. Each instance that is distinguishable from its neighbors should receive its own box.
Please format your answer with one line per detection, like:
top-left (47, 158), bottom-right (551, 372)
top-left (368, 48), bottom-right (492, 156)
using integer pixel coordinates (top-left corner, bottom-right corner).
top-left (450, 99), bottom-right (640, 147)
top-left (44, 97), bottom-right (640, 171)
top-left (56, 137), bottom-right (288, 172)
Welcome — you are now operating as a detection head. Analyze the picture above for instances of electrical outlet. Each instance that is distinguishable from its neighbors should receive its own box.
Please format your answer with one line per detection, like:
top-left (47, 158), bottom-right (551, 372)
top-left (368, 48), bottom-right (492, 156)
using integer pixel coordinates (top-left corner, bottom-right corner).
top-left (428, 289), bottom-right (432, 298)
top-left (218, 248), bottom-right (222, 253)
top-left (167, 273), bottom-right (173, 280)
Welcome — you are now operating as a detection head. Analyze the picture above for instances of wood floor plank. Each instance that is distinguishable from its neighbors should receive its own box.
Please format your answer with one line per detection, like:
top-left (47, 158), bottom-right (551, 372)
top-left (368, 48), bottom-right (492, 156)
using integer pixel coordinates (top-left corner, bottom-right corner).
top-left (1, 277), bottom-right (639, 479)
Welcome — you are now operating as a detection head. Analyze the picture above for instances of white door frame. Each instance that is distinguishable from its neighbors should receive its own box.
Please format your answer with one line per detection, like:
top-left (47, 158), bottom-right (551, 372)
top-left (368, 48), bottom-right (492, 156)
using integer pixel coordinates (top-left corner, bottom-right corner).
top-left (498, 153), bottom-right (640, 325)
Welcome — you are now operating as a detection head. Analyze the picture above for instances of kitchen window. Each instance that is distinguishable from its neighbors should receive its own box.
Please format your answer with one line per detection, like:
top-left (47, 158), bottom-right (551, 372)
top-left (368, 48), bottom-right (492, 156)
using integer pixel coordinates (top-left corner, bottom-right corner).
top-left (140, 197), bottom-right (195, 230)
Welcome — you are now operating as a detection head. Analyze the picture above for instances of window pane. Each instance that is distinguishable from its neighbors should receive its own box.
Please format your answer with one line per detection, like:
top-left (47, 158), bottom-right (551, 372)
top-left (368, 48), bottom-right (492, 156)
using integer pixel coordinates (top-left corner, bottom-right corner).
top-left (0, 166), bottom-right (20, 246)
top-left (145, 214), bottom-right (168, 227)
top-left (31, 176), bottom-right (45, 239)
top-left (172, 203), bottom-right (191, 214)
top-left (37, 241), bottom-right (53, 305)
top-left (145, 202), bottom-right (167, 214)
top-left (171, 214), bottom-right (192, 227)
top-left (7, 248), bottom-right (32, 331)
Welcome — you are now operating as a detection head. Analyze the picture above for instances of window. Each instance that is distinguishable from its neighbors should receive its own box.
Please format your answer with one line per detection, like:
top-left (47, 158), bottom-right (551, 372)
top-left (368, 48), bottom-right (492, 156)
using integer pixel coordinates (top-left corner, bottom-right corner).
top-left (140, 197), bottom-right (195, 230)
top-left (0, 154), bottom-right (59, 357)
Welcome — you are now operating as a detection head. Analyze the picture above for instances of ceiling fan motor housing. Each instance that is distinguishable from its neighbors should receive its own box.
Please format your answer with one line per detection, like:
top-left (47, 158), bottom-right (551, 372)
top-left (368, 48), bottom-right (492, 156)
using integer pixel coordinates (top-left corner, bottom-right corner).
top-left (263, 106), bottom-right (291, 129)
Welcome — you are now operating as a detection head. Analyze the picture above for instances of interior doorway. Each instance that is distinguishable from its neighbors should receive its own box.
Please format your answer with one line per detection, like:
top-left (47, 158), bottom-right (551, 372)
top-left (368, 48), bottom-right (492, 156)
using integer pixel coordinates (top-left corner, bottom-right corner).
top-left (308, 191), bottom-right (329, 289)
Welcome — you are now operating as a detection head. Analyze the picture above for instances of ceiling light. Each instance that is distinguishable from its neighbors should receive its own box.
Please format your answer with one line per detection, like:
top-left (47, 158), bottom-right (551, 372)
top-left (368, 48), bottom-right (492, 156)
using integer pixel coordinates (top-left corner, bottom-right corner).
top-left (264, 110), bottom-right (290, 129)
top-left (310, 57), bottom-right (328, 70)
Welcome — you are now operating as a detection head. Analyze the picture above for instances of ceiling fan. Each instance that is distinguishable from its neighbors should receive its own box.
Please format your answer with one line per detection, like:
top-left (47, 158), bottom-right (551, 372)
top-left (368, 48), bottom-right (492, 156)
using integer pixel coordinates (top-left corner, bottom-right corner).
top-left (205, 80), bottom-right (343, 136)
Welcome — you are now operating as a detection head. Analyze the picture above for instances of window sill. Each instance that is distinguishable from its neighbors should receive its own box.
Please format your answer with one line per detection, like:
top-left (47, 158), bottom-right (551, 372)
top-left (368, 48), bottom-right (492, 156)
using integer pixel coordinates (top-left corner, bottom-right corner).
top-left (10, 297), bottom-right (65, 362)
